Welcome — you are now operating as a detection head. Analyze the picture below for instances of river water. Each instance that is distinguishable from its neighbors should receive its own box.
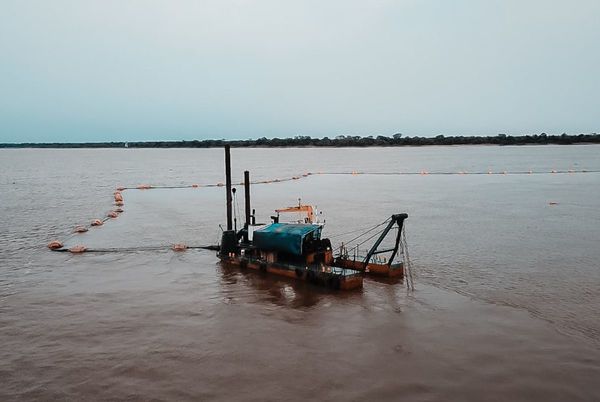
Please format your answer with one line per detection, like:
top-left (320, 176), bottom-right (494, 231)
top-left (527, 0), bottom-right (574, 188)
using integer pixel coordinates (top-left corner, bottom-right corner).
top-left (1, 145), bottom-right (599, 401)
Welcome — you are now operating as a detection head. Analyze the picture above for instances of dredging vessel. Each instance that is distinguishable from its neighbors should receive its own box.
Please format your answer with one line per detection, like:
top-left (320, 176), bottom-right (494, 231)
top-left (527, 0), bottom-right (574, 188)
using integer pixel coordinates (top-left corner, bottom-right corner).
top-left (218, 145), bottom-right (409, 290)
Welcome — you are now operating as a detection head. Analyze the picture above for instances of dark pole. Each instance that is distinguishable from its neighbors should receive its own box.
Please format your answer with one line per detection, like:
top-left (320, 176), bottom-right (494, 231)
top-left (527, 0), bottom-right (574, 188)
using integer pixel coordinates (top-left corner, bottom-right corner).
top-left (225, 145), bottom-right (233, 231)
top-left (244, 170), bottom-right (251, 228)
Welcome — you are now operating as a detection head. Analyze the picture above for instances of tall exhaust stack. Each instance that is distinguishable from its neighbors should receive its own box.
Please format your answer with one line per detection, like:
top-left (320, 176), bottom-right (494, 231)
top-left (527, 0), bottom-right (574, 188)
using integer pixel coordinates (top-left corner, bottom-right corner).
top-left (244, 170), bottom-right (251, 228)
top-left (225, 145), bottom-right (233, 231)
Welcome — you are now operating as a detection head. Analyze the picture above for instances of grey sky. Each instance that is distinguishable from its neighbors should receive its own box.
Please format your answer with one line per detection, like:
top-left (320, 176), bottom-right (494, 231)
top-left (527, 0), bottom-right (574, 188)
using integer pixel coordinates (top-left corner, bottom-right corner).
top-left (1, 0), bottom-right (598, 143)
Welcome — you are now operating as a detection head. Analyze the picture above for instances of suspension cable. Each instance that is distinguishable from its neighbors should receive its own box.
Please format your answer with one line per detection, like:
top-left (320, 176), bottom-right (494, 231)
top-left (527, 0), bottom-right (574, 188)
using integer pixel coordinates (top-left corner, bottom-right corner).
top-left (334, 217), bottom-right (391, 252)
top-left (400, 226), bottom-right (414, 290)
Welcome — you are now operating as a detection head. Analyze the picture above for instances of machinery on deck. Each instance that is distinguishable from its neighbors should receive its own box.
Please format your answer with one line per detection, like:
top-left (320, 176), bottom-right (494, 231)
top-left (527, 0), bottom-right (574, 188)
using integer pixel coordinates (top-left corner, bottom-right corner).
top-left (217, 145), bottom-right (410, 290)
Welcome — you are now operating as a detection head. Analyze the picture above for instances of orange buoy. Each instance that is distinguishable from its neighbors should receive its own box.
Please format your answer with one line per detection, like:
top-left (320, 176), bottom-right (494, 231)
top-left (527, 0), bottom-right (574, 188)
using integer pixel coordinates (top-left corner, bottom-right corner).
top-left (172, 243), bottom-right (187, 252)
top-left (73, 226), bottom-right (88, 233)
top-left (115, 201), bottom-right (124, 206)
top-left (217, 182), bottom-right (224, 187)
top-left (69, 245), bottom-right (87, 253)
top-left (114, 192), bottom-right (123, 202)
top-left (137, 184), bottom-right (152, 190)
top-left (191, 184), bottom-right (199, 188)
top-left (47, 240), bottom-right (63, 250)
top-left (114, 208), bottom-right (124, 213)
top-left (107, 211), bottom-right (118, 218)
top-left (549, 201), bottom-right (559, 205)
top-left (91, 219), bottom-right (103, 226)
top-left (116, 186), bottom-right (125, 191)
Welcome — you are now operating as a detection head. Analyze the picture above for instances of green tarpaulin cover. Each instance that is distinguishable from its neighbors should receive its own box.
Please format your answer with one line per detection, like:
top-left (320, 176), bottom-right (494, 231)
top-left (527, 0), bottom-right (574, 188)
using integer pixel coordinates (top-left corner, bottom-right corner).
top-left (253, 223), bottom-right (321, 255)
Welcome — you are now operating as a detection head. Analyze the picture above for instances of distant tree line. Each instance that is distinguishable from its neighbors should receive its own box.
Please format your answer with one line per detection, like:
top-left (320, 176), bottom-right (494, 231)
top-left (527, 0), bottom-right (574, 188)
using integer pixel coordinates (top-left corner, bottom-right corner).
top-left (2, 133), bottom-right (599, 148)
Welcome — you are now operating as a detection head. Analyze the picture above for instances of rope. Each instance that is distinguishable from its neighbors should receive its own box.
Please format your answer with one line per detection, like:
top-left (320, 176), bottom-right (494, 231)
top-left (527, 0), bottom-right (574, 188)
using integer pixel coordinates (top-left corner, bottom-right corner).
top-left (400, 226), bottom-right (414, 290)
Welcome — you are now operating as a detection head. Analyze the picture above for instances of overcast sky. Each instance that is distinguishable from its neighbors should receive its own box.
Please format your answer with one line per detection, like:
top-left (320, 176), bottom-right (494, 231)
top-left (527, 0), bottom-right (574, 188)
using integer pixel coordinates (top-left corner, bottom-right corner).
top-left (0, 0), bottom-right (598, 143)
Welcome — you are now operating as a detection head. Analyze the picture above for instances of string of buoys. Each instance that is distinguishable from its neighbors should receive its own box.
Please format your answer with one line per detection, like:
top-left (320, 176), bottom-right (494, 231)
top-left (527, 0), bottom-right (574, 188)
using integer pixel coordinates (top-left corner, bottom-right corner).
top-left (48, 167), bottom-right (598, 253)
top-left (319, 169), bottom-right (598, 176)
top-left (48, 186), bottom-right (128, 252)
top-left (98, 168), bottom-right (600, 193)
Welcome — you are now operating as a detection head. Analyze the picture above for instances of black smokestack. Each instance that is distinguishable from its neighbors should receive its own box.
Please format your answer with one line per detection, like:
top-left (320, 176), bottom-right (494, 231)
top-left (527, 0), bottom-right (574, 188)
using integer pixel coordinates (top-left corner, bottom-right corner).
top-left (225, 145), bottom-right (232, 231)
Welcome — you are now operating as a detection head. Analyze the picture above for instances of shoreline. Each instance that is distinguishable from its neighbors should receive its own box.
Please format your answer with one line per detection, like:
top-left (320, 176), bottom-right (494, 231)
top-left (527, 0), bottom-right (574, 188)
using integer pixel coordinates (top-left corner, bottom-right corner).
top-left (1, 133), bottom-right (599, 149)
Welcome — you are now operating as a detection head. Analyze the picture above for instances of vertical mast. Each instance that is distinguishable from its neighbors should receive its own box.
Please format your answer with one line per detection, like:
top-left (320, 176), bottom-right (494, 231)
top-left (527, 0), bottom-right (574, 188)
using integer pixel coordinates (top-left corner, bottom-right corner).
top-left (225, 145), bottom-right (233, 231)
top-left (244, 170), bottom-right (251, 228)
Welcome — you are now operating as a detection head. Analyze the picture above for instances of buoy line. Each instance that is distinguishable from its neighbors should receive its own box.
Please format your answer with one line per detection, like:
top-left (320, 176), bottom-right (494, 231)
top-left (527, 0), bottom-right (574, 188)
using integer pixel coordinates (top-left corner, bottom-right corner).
top-left (320, 169), bottom-right (600, 176)
top-left (113, 168), bottom-right (600, 191)
top-left (47, 168), bottom-right (598, 253)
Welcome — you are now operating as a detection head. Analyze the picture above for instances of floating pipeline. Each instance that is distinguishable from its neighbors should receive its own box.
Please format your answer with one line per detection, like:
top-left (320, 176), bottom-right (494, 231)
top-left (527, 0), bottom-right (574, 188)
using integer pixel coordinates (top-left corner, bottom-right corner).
top-left (48, 244), bottom-right (219, 254)
top-left (110, 168), bottom-right (600, 191)
top-left (47, 168), bottom-right (599, 254)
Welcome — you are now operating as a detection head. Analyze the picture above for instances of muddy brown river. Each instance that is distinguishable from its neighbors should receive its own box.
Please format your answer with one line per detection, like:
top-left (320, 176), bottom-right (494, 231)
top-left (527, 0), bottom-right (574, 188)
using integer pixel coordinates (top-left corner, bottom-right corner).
top-left (1, 146), bottom-right (599, 401)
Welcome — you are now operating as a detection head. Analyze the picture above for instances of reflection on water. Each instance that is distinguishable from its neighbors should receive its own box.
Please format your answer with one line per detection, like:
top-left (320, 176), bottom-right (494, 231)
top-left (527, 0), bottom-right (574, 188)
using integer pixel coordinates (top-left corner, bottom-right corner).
top-left (1, 146), bottom-right (600, 401)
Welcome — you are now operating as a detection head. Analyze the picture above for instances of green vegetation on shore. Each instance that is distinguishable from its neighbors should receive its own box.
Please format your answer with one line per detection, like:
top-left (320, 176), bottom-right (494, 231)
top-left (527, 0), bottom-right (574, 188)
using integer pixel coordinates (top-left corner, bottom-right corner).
top-left (1, 133), bottom-right (599, 148)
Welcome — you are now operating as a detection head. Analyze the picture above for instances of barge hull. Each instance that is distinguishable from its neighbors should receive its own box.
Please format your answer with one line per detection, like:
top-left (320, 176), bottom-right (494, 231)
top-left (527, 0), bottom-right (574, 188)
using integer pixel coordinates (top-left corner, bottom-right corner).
top-left (335, 259), bottom-right (404, 278)
top-left (222, 257), bottom-right (363, 290)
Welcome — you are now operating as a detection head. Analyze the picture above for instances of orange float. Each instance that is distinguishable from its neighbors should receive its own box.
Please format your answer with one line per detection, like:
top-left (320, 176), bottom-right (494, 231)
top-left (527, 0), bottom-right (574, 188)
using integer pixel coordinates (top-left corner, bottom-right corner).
top-left (114, 208), bottom-right (124, 213)
top-left (107, 211), bottom-right (118, 218)
top-left (69, 245), bottom-right (87, 253)
top-left (74, 226), bottom-right (88, 233)
top-left (172, 243), bottom-right (188, 251)
top-left (137, 184), bottom-right (152, 190)
top-left (115, 201), bottom-right (124, 206)
top-left (114, 192), bottom-right (123, 202)
top-left (116, 186), bottom-right (125, 191)
top-left (47, 240), bottom-right (63, 250)
top-left (91, 219), bottom-right (103, 226)
top-left (191, 184), bottom-right (199, 188)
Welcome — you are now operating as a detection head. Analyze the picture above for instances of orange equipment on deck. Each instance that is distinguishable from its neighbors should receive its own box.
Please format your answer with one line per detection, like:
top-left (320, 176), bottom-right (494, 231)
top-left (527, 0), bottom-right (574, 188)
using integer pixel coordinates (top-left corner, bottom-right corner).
top-left (275, 201), bottom-right (315, 224)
